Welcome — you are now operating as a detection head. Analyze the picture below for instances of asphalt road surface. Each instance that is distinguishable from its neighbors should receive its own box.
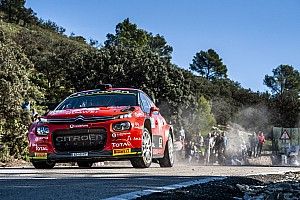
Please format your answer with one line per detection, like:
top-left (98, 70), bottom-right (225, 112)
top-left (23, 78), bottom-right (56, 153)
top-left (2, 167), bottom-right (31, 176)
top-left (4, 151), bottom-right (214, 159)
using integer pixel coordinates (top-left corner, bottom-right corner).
top-left (0, 162), bottom-right (299, 200)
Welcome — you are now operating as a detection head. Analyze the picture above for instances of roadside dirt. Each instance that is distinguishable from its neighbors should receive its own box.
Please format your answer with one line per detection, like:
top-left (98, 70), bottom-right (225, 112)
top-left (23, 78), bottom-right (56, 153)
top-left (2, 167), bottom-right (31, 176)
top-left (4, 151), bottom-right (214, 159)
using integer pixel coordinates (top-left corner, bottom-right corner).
top-left (0, 159), bottom-right (30, 167)
top-left (137, 171), bottom-right (300, 200)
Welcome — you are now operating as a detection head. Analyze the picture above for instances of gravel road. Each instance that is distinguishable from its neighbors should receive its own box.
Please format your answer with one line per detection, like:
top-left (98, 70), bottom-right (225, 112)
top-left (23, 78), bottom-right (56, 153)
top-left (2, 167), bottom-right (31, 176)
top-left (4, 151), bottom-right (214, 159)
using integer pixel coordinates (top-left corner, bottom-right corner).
top-left (0, 162), bottom-right (299, 200)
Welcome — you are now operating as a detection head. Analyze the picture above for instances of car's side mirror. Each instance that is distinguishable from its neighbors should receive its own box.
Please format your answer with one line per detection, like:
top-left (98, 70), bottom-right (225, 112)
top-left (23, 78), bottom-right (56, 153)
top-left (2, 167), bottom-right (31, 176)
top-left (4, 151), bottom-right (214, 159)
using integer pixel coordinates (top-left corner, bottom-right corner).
top-left (150, 106), bottom-right (160, 113)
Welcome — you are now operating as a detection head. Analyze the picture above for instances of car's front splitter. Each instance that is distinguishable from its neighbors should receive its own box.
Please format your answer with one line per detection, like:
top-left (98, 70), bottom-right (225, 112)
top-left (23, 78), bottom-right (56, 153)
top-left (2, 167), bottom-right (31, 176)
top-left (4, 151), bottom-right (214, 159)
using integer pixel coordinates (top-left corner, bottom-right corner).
top-left (29, 148), bottom-right (142, 162)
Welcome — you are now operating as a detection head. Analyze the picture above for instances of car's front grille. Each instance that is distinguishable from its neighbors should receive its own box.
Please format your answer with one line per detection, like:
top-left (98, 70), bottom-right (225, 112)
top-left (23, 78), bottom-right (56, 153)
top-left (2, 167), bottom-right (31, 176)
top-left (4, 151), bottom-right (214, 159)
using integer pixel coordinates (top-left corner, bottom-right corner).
top-left (52, 128), bottom-right (107, 152)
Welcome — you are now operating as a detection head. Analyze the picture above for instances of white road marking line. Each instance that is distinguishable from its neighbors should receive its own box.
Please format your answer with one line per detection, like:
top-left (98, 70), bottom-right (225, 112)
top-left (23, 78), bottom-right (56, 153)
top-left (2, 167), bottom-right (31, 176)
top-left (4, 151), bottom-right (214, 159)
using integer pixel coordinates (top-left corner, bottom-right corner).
top-left (245, 168), bottom-right (300, 176)
top-left (0, 177), bottom-right (58, 180)
top-left (103, 177), bottom-right (225, 200)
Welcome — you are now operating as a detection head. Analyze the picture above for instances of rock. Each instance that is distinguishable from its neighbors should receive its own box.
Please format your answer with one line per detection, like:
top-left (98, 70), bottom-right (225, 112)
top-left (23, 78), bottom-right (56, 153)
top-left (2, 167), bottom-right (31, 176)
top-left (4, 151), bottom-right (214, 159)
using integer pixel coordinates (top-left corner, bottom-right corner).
top-left (236, 184), bottom-right (250, 192)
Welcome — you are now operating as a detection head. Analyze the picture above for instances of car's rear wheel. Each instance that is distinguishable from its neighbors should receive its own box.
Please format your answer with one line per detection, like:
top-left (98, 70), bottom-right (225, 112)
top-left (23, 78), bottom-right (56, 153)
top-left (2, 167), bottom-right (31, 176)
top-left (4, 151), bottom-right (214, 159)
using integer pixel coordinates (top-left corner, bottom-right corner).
top-left (77, 161), bottom-right (93, 168)
top-left (32, 160), bottom-right (55, 169)
top-left (159, 134), bottom-right (174, 167)
top-left (130, 128), bottom-right (152, 168)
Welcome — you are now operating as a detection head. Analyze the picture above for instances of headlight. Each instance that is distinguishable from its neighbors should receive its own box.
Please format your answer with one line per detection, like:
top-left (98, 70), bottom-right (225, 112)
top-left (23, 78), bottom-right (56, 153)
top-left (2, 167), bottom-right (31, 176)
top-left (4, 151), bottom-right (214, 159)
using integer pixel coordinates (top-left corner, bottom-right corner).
top-left (36, 126), bottom-right (50, 136)
top-left (112, 122), bottom-right (131, 131)
top-left (117, 113), bottom-right (132, 119)
top-left (39, 118), bottom-right (48, 123)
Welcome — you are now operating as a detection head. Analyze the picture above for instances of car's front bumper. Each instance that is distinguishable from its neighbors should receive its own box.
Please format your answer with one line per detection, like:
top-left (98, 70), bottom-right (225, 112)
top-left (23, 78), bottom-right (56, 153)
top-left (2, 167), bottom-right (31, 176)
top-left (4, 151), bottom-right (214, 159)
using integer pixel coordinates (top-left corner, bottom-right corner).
top-left (29, 148), bottom-right (142, 162)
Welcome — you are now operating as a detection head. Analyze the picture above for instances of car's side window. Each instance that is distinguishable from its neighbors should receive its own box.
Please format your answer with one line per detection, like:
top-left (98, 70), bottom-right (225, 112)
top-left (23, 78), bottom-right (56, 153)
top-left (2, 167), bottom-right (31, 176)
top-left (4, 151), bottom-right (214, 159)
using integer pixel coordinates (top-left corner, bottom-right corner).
top-left (145, 95), bottom-right (154, 107)
top-left (140, 93), bottom-right (151, 113)
top-left (144, 94), bottom-right (161, 115)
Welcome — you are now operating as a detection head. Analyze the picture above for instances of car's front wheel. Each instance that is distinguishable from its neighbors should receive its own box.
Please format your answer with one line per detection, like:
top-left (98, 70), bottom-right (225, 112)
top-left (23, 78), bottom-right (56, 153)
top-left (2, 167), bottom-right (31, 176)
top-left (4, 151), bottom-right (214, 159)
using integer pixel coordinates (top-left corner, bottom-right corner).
top-left (130, 128), bottom-right (152, 168)
top-left (32, 160), bottom-right (55, 169)
top-left (159, 134), bottom-right (174, 167)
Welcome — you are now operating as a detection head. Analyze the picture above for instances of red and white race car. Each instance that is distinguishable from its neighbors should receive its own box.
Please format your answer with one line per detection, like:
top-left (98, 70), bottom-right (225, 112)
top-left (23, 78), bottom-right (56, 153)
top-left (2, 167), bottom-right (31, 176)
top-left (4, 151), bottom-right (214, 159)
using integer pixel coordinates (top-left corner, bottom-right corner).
top-left (28, 84), bottom-right (174, 168)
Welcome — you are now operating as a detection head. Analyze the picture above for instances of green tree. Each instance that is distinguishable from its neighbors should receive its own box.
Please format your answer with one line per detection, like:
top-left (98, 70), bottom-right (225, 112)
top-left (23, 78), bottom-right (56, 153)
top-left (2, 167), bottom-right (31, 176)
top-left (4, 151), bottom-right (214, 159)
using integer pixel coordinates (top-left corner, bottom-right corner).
top-left (264, 64), bottom-right (300, 96)
top-left (264, 65), bottom-right (300, 127)
top-left (105, 18), bottom-right (148, 48)
top-left (14, 28), bottom-right (91, 108)
top-left (38, 19), bottom-right (66, 34)
top-left (0, 0), bottom-right (24, 21)
top-left (104, 18), bottom-right (173, 59)
top-left (0, 0), bottom-right (37, 25)
top-left (190, 49), bottom-right (227, 80)
top-left (193, 96), bottom-right (216, 135)
top-left (0, 32), bottom-right (35, 161)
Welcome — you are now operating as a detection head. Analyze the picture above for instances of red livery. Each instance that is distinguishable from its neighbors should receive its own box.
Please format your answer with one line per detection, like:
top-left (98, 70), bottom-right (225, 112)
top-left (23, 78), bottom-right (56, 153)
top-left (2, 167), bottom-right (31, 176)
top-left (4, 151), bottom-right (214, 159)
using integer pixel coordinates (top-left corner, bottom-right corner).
top-left (28, 85), bottom-right (174, 168)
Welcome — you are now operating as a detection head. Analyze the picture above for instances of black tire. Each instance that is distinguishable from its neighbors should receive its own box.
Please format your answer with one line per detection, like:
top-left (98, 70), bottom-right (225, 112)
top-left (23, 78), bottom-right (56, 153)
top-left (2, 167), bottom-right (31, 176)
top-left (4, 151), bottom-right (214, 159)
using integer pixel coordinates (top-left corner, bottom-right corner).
top-left (77, 161), bottom-right (93, 168)
top-left (130, 128), bottom-right (152, 168)
top-left (159, 134), bottom-right (174, 167)
top-left (32, 160), bottom-right (55, 169)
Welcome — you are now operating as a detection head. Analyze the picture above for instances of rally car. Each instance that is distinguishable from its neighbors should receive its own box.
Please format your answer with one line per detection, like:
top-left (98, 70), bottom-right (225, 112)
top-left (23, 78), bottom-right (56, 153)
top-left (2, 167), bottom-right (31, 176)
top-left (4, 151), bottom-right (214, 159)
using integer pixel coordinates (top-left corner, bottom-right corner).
top-left (28, 84), bottom-right (174, 168)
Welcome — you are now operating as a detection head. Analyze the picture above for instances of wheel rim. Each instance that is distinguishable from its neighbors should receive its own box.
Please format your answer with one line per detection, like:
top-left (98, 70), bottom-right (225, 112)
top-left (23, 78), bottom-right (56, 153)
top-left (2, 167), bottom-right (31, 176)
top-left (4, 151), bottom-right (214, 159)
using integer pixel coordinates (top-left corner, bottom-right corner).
top-left (168, 135), bottom-right (174, 164)
top-left (142, 130), bottom-right (152, 164)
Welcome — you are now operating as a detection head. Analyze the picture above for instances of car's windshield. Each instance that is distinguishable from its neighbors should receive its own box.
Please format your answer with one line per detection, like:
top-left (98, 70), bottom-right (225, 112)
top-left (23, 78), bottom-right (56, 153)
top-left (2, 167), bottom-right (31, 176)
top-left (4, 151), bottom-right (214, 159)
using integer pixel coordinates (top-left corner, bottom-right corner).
top-left (56, 93), bottom-right (138, 110)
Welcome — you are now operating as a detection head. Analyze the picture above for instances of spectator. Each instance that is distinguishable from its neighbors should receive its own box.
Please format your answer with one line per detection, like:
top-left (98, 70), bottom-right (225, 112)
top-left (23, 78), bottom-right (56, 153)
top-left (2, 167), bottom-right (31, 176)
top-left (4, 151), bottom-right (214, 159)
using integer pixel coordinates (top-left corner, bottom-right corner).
top-left (186, 141), bottom-right (196, 163)
top-left (179, 126), bottom-right (185, 141)
top-left (205, 132), bottom-right (215, 165)
top-left (249, 132), bottom-right (258, 157)
top-left (195, 133), bottom-right (204, 147)
top-left (218, 132), bottom-right (228, 165)
top-left (257, 131), bottom-right (265, 157)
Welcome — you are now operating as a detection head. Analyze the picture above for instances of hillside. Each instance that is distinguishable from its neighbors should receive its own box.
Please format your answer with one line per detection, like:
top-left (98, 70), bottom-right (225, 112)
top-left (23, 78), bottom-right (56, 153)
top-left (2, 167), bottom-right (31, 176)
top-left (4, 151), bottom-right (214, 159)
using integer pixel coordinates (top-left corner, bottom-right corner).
top-left (0, 2), bottom-right (299, 162)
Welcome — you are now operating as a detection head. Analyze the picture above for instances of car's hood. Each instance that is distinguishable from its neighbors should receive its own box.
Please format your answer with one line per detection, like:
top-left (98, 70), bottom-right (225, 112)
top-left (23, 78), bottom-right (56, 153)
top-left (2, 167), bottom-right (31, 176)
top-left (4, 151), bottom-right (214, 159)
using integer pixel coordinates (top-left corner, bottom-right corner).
top-left (46, 106), bottom-right (137, 119)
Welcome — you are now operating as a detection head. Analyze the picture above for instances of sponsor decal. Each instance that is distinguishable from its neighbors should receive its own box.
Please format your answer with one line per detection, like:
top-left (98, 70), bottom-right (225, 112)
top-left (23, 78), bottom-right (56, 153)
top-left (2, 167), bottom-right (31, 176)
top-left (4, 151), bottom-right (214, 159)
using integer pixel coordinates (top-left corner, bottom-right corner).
top-left (71, 152), bottom-right (88, 157)
top-left (33, 152), bottom-right (47, 159)
top-left (134, 122), bottom-right (140, 128)
top-left (70, 124), bottom-right (89, 129)
top-left (111, 133), bottom-right (117, 138)
top-left (64, 108), bottom-right (99, 115)
top-left (134, 112), bottom-right (144, 117)
top-left (113, 148), bottom-right (132, 156)
top-left (49, 110), bottom-right (65, 115)
top-left (35, 146), bottom-right (48, 151)
top-left (159, 137), bottom-right (163, 148)
top-left (56, 134), bottom-right (102, 142)
top-left (88, 90), bottom-right (131, 95)
top-left (152, 136), bottom-right (163, 148)
top-left (111, 132), bottom-right (130, 138)
top-left (127, 136), bottom-right (142, 141)
top-left (112, 141), bottom-right (131, 148)
top-left (34, 137), bottom-right (48, 142)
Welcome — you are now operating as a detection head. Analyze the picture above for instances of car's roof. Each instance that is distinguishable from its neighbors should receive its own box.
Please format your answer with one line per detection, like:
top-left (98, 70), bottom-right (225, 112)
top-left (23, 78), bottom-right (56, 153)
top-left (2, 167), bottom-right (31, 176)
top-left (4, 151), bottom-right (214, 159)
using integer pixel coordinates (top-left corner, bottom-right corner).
top-left (69, 88), bottom-right (142, 98)
top-left (112, 88), bottom-right (141, 91)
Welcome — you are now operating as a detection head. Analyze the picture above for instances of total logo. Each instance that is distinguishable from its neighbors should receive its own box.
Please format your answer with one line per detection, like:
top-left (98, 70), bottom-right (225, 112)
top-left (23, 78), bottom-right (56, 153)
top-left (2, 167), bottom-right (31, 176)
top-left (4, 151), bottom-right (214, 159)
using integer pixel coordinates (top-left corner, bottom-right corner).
top-left (112, 142), bottom-right (131, 148)
top-left (35, 146), bottom-right (48, 151)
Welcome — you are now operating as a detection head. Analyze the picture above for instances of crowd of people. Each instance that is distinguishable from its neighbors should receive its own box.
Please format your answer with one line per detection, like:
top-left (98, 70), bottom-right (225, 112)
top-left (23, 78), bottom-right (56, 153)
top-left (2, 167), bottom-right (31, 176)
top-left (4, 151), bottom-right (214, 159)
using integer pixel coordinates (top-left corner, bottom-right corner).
top-left (174, 127), bottom-right (266, 166)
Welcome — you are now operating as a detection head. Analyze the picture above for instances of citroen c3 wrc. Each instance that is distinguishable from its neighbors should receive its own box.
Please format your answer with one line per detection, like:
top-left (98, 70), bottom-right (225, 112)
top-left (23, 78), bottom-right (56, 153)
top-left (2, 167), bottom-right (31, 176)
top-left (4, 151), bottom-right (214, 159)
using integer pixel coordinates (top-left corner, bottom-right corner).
top-left (28, 84), bottom-right (174, 168)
